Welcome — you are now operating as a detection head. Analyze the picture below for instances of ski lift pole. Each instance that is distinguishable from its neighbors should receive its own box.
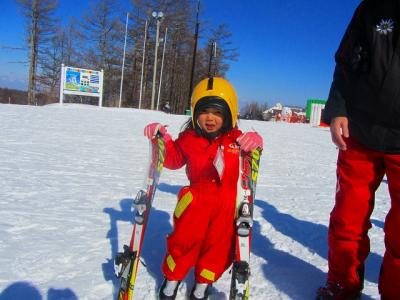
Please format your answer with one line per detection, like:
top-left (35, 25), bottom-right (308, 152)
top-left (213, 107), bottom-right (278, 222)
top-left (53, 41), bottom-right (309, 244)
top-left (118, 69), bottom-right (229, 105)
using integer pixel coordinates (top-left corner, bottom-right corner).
top-left (139, 20), bottom-right (148, 109)
top-left (119, 12), bottom-right (129, 108)
top-left (157, 27), bottom-right (168, 111)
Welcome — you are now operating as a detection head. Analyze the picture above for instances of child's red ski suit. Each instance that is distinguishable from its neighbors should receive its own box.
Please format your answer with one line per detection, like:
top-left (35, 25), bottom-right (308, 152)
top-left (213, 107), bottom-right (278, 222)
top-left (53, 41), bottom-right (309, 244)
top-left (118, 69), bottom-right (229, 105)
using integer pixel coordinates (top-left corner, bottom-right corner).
top-left (162, 128), bottom-right (242, 284)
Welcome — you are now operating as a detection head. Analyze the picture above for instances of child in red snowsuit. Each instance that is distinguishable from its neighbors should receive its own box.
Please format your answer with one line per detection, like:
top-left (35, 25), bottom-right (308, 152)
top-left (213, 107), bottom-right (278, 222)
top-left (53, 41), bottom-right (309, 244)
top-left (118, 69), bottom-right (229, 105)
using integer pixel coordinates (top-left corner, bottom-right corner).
top-left (144, 77), bottom-right (262, 300)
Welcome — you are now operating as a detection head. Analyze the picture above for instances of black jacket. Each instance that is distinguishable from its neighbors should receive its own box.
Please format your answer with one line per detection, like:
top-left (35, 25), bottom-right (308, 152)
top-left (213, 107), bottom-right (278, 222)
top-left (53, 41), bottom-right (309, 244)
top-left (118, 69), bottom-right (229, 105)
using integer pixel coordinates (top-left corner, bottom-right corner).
top-left (323, 0), bottom-right (400, 153)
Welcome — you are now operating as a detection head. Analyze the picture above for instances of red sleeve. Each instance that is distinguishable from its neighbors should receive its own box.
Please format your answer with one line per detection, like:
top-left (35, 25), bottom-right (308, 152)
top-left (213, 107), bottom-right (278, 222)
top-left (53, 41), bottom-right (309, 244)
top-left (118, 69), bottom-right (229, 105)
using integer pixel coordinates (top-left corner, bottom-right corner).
top-left (232, 127), bottom-right (243, 139)
top-left (163, 132), bottom-right (187, 170)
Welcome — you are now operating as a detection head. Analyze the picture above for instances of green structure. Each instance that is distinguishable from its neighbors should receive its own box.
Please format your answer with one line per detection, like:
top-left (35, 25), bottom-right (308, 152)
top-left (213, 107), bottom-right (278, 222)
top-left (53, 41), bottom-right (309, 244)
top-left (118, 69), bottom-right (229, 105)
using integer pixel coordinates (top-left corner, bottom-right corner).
top-left (306, 99), bottom-right (326, 121)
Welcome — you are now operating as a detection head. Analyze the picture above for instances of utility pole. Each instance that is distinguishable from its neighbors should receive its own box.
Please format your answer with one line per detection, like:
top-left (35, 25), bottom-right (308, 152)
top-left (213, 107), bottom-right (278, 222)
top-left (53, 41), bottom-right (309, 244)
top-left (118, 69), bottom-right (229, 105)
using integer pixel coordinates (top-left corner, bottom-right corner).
top-left (119, 12), bottom-right (129, 108)
top-left (187, 0), bottom-right (200, 112)
top-left (157, 27), bottom-right (168, 111)
top-left (138, 20), bottom-right (148, 109)
top-left (150, 11), bottom-right (164, 110)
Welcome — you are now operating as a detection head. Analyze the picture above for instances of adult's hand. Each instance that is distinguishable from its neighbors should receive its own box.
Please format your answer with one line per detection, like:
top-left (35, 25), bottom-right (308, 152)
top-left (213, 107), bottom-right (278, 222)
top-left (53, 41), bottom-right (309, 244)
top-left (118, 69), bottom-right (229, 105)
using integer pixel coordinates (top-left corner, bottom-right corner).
top-left (330, 117), bottom-right (349, 150)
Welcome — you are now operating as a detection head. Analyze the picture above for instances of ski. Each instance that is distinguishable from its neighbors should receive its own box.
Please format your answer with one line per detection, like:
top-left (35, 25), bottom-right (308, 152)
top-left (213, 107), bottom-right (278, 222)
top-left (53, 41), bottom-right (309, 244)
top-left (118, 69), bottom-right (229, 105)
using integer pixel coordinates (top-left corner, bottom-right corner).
top-left (229, 147), bottom-right (262, 300)
top-left (114, 135), bottom-right (166, 300)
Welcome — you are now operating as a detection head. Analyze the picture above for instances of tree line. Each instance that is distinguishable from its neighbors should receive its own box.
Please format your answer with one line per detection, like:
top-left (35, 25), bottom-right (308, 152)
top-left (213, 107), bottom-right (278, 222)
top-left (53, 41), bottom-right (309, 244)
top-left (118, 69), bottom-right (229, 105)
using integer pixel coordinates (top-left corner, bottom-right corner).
top-left (0, 87), bottom-right (28, 105)
top-left (17, 0), bottom-right (238, 113)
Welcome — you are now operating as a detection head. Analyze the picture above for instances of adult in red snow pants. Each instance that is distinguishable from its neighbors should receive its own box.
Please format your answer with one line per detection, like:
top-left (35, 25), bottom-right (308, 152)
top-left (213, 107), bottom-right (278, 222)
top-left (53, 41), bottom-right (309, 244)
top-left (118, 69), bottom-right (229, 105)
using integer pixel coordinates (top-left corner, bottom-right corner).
top-left (328, 137), bottom-right (400, 298)
top-left (162, 182), bottom-right (236, 284)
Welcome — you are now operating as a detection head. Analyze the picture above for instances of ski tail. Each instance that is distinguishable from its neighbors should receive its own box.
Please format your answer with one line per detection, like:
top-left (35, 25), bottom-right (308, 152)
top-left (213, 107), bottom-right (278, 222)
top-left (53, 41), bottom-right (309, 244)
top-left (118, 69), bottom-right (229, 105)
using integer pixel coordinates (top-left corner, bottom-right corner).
top-left (230, 147), bottom-right (262, 300)
top-left (115, 135), bottom-right (166, 300)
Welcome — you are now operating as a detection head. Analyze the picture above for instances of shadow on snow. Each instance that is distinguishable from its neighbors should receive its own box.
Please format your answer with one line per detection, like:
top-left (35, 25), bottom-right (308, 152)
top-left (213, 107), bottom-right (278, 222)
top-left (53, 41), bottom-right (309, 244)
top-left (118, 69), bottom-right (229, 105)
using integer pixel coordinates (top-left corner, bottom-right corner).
top-left (102, 184), bottom-right (382, 299)
top-left (254, 199), bottom-right (381, 299)
top-left (157, 183), bottom-right (182, 195)
top-left (103, 195), bottom-right (172, 297)
top-left (0, 281), bottom-right (77, 300)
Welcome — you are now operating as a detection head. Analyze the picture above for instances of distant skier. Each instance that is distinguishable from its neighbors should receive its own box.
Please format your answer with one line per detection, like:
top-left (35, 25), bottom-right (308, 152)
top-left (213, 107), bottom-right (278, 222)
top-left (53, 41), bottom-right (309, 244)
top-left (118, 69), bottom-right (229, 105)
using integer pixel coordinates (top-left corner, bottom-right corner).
top-left (162, 101), bottom-right (171, 114)
top-left (144, 77), bottom-right (263, 300)
top-left (317, 0), bottom-right (400, 299)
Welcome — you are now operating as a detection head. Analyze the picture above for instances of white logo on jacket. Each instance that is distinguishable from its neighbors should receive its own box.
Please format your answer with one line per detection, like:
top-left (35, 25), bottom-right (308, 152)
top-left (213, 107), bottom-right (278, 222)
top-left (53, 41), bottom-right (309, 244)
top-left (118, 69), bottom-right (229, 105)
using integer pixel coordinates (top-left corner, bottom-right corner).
top-left (376, 19), bottom-right (394, 35)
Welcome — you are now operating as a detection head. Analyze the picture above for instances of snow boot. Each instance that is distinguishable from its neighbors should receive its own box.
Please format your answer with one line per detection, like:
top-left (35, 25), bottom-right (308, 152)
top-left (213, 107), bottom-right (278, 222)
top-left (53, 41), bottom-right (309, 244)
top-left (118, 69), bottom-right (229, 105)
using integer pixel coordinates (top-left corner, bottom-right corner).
top-left (190, 282), bottom-right (211, 300)
top-left (316, 282), bottom-right (361, 300)
top-left (159, 278), bottom-right (181, 300)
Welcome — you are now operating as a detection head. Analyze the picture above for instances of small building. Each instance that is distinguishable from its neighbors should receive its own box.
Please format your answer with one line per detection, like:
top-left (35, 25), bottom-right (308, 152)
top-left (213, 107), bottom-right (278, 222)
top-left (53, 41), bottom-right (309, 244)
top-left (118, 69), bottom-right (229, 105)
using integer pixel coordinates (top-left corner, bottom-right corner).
top-left (262, 103), bottom-right (283, 121)
top-left (306, 99), bottom-right (327, 126)
top-left (262, 103), bottom-right (306, 123)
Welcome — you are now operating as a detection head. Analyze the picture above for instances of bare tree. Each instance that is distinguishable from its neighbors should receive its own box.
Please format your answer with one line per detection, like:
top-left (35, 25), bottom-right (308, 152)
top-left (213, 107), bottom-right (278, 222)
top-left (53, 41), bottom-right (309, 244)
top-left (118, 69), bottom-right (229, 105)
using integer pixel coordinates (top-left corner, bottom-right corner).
top-left (76, 0), bottom-right (124, 106)
top-left (36, 19), bottom-right (81, 105)
top-left (16, 0), bottom-right (58, 105)
top-left (127, 0), bottom-right (193, 112)
top-left (15, 0), bottom-right (238, 109)
top-left (203, 23), bottom-right (239, 78)
top-left (241, 101), bottom-right (268, 120)
top-left (37, 33), bottom-right (62, 103)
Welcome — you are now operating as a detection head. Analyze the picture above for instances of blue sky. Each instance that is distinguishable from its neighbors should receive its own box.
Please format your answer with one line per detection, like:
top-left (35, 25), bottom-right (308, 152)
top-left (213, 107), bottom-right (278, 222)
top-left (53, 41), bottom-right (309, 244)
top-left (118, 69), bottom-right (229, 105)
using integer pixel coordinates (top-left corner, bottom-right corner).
top-left (0, 0), bottom-right (360, 107)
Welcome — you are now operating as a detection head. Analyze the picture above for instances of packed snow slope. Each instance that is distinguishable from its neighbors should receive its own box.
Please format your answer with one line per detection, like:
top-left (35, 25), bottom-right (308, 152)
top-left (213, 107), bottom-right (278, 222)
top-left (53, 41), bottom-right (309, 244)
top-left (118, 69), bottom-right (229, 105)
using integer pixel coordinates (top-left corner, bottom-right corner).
top-left (0, 104), bottom-right (389, 300)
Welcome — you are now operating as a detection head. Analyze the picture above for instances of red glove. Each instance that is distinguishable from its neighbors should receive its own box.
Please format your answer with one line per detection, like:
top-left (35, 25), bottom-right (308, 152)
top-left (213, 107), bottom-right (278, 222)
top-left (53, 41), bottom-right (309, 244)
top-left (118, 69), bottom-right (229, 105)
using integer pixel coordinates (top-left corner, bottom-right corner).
top-left (237, 132), bottom-right (263, 152)
top-left (143, 123), bottom-right (171, 141)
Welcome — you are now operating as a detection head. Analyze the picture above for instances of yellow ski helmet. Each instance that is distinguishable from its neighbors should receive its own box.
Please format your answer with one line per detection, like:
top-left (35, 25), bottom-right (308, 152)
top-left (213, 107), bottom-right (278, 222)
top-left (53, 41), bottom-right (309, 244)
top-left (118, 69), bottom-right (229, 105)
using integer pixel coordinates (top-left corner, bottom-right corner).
top-left (191, 77), bottom-right (238, 129)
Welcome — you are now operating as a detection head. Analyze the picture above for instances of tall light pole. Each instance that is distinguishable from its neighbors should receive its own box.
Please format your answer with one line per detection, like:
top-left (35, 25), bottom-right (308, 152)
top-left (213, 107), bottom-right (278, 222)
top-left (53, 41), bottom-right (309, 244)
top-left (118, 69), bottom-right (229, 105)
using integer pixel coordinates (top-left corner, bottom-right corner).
top-left (151, 11), bottom-right (164, 110)
top-left (157, 27), bottom-right (168, 111)
top-left (138, 20), bottom-right (148, 109)
top-left (119, 12), bottom-right (129, 108)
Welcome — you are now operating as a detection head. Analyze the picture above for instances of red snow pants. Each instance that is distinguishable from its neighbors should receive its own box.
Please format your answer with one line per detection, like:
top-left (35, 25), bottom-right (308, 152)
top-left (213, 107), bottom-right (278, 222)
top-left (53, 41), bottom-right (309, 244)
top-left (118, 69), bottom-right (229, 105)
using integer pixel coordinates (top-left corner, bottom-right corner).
top-left (162, 183), bottom-right (236, 284)
top-left (327, 137), bottom-right (400, 299)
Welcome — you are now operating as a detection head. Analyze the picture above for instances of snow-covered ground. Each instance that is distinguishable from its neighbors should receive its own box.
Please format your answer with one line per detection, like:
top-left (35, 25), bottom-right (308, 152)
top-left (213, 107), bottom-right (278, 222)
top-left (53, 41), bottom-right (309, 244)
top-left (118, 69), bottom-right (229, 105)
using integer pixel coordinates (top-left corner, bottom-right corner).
top-left (0, 104), bottom-right (389, 300)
